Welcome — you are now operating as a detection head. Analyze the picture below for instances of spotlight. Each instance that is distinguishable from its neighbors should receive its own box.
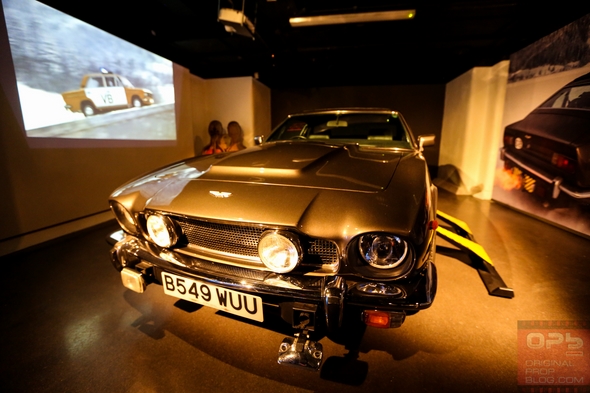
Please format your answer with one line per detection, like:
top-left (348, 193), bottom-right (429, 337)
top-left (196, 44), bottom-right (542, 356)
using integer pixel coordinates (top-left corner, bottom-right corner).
top-left (289, 10), bottom-right (416, 27)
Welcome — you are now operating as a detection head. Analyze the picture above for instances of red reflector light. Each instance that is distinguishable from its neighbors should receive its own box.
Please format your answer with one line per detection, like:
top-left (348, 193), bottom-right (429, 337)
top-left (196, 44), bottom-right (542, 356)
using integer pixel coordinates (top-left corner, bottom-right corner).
top-left (429, 220), bottom-right (438, 230)
top-left (363, 311), bottom-right (391, 328)
top-left (551, 153), bottom-right (576, 173)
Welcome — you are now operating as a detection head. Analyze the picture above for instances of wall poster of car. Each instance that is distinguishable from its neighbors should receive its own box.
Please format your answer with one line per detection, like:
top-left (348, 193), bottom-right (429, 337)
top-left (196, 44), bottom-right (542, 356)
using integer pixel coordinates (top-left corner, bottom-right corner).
top-left (492, 12), bottom-right (590, 238)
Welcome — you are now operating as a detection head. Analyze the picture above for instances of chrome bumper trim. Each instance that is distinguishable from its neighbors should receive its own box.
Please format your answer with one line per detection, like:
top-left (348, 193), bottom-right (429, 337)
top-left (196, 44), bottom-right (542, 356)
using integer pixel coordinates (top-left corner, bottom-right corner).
top-left (324, 276), bottom-right (345, 330)
top-left (502, 149), bottom-right (590, 199)
top-left (558, 184), bottom-right (590, 199)
top-left (502, 149), bottom-right (556, 184)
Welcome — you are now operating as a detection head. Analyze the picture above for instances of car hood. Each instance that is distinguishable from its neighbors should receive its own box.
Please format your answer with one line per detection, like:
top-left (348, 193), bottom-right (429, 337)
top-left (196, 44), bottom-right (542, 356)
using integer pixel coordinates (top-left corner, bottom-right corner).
top-left (112, 142), bottom-right (416, 227)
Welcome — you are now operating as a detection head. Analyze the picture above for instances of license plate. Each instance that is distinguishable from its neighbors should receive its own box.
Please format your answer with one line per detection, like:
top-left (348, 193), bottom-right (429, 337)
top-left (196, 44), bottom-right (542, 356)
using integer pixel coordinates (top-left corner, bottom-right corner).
top-left (161, 272), bottom-right (263, 322)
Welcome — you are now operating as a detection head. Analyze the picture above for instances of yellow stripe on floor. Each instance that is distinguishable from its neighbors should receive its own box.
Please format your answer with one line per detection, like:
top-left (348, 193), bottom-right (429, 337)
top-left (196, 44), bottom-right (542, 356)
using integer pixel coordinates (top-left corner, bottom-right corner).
top-left (436, 226), bottom-right (493, 265)
top-left (436, 210), bottom-right (473, 234)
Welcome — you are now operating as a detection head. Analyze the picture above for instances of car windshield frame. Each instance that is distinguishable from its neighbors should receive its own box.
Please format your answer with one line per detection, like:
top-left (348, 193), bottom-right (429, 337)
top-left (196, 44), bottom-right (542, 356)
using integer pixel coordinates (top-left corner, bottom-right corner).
top-left (539, 83), bottom-right (590, 111)
top-left (266, 112), bottom-right (415, 150)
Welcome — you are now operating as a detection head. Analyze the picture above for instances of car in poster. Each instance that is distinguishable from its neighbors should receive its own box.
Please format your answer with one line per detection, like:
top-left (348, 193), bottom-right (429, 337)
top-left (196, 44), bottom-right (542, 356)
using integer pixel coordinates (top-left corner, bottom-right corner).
top-left (107, 108), bottom-right (438, 369)
top-left (62, 72), bottom-right (154, 116)
top-left (501, 71), bottom-right (590, 203)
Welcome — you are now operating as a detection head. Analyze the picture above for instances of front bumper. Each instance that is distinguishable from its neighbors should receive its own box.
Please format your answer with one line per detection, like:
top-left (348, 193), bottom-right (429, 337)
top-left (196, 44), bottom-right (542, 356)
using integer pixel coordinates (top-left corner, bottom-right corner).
top-left (108, 230), bottom-right (436, 329)
top-left (501, 148), bottom-right (590, 199)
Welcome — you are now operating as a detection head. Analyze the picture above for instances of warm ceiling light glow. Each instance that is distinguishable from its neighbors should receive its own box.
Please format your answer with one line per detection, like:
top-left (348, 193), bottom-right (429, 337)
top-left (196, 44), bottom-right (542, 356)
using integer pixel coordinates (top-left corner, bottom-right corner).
top-left (289, 9), bottom-right (416, 27)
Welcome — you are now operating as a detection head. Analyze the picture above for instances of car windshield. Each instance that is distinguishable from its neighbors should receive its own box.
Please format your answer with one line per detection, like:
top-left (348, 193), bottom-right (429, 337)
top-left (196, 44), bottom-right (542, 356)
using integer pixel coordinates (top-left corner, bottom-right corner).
top-left (118, 76), bottom-right (135, 88)
top-left (266, 112), bottom-right (413, 149)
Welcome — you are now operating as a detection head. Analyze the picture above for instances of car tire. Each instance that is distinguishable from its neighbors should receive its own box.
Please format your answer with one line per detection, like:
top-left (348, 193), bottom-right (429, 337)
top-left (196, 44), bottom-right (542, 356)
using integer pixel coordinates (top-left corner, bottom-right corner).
top-left (132, 97), bottom-right (142, 108)
top-left (81, 102), bottom-right (97, 117)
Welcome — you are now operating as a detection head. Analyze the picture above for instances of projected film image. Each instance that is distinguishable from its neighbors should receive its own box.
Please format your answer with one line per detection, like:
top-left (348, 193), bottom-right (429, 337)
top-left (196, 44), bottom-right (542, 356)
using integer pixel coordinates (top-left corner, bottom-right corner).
top-left (2, 0), bottom-right (176, 141)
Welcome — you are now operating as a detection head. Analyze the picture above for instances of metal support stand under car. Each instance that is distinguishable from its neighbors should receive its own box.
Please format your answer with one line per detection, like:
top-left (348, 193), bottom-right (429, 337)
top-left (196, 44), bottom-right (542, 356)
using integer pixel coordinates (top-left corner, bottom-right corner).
top-left (435, 210), bottom-right (514, 299)
top-left (277, 303), bottom-right (323, 370)
top-left (277, 275), bottom-right (345, 370)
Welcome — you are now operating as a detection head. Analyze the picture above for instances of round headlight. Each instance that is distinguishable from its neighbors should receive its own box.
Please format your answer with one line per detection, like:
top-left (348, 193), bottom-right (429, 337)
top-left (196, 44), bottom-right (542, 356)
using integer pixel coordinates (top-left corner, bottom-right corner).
top-left (258, 231), bottom-right (301, 273)
top-left (111, 202), bottom-right (138, 234)
top-left (359, 234), bottom-right (408, 269)
top-left (146, 214), bottom-right (178, 248)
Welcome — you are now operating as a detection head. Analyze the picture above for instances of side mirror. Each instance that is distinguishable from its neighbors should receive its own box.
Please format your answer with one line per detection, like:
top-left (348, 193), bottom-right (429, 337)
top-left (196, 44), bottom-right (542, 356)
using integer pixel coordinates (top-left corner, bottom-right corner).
top-left (254, 135), bottom-right (264, 145)
top-left (417, 134), bottom-right (435, 151)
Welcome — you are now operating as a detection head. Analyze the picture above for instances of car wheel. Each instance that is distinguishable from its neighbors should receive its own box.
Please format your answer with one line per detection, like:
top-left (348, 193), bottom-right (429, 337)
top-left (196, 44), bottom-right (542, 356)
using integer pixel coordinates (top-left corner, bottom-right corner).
top-left (82, 102), bottom-right (96, 117)
top-left (132, 97), bottom-right (142, 108)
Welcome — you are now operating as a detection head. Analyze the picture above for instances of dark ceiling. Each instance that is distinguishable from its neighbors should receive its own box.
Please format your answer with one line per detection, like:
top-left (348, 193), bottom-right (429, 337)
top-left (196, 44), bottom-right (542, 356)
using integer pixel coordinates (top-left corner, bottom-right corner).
top-left (39, 0), bottom-right (590, 89)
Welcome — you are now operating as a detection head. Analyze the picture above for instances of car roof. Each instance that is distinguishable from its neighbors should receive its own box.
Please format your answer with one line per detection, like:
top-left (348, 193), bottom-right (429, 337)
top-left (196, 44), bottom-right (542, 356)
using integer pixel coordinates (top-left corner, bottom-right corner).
top-left (288, 108), bottom-right (398, 117)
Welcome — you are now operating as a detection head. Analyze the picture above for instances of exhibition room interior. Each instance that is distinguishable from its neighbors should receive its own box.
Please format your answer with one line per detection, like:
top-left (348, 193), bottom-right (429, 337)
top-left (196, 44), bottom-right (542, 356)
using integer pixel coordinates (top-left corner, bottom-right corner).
top-left (1, 1), bottom-right (590, 392)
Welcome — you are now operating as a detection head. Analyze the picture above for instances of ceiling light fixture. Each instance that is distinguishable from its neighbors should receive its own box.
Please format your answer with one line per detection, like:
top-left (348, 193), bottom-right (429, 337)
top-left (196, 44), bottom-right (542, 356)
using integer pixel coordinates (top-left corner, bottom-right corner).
top-left (289, 9), bottom-right (415, 27)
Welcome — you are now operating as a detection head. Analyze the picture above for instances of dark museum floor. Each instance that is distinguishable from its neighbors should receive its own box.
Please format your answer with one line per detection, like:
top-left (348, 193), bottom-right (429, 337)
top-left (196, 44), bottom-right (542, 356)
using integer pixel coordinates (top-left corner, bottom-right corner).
top-left (1, 189), bottom-right (589, 393)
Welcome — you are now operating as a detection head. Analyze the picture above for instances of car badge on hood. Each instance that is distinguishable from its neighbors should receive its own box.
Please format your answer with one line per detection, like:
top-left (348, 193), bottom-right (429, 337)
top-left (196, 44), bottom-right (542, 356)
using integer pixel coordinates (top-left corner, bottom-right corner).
top-left (209, 190), bottom-right (232, 198)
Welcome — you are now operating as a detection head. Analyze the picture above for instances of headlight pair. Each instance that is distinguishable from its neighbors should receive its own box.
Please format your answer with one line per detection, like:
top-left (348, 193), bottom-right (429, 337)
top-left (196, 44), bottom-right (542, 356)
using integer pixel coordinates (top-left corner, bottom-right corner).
top-left (115, 207), bottom-right (303, 274)
top-left (144, 220), bottom-right (302, 273)
top-left (259, 231), bottom-right (410, 275)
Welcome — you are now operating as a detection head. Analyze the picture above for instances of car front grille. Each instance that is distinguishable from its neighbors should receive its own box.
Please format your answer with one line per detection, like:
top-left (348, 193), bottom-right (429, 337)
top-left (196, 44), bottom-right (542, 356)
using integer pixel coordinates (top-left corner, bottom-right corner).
top-left (178, 218), bottom-right (263, 258)
top-left (172, 215), bottom-right (339, 268)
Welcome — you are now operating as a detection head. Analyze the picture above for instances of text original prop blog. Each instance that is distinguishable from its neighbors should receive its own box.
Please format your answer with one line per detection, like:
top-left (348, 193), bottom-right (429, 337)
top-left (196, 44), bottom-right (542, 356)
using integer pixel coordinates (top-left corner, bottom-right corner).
top-left (518, 320), bottom-right (590, 390)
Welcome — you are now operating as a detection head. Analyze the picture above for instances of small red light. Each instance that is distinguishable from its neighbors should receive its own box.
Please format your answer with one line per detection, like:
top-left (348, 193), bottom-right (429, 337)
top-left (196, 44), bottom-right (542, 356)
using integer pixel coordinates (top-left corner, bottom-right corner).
top-left (363, 311), bottom-right (390, 328)
top-left (429, 220), bottom-right (438, 230)
top-left (552, 153), bottom-right (576, 173)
